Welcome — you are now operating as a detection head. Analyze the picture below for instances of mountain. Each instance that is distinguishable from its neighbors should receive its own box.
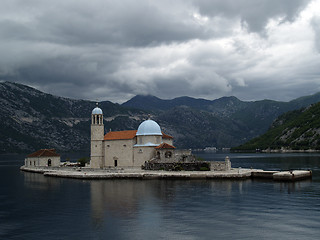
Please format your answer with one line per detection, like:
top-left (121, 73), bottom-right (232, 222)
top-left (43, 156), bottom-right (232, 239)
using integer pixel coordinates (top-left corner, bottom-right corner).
top-left (124, 93), bottom-right (320, 118)
top-left (289, 92), bottom-right (320, 109)
top-left (1, 81), bottom-right (320, 153)
top-left (154, 106), bottom-right (249, 149)
top-left (122, 94), bottom-right (245, 114)
top-left (0, 82), bottom-right (145, 153)
top-left (232, 102), bottom-right (320, 151)
top-left (123, 93), bottom-right (320, 147)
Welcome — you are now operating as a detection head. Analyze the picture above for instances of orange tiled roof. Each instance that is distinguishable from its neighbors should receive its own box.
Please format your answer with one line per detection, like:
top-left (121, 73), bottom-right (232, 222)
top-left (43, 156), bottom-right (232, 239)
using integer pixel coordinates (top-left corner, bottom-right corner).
top-left (155, 143), bottom-right (176, 149)
top-left (104, 130), bottom-right (137, 140)
top-left (27, 149), bottom-right (60, 157)
top-left (104, 130), bottom-right (174, 140)
top-left (162, 132), bottom-right (173, 139)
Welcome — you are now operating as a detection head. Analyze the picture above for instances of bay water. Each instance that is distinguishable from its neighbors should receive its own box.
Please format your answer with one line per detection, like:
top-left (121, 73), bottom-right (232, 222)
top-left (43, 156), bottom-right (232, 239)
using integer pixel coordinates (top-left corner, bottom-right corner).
top-left (1, 153), bottom-right (320, 239)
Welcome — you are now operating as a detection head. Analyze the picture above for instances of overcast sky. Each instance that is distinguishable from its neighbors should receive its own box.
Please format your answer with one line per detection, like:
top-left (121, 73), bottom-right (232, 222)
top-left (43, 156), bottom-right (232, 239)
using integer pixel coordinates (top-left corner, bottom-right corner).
top-left (1, 0), bottom-right (320, 103)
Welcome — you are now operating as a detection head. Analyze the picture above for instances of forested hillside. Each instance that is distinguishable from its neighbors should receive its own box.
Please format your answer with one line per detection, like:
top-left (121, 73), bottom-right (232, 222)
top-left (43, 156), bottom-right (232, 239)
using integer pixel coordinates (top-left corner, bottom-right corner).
top-left (232, 102), bottom-right (320, 151)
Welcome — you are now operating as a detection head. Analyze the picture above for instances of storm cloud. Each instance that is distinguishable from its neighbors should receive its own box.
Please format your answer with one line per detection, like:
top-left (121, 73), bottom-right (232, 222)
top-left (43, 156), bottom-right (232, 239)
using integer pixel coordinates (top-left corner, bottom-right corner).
top-left (0, 0), bottom-right (319, 102)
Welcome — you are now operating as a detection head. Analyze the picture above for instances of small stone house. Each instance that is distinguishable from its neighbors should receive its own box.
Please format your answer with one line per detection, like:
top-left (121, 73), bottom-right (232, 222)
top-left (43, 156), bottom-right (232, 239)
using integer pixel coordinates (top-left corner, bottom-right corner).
top-left (25, 149), bottom-right (61, 167)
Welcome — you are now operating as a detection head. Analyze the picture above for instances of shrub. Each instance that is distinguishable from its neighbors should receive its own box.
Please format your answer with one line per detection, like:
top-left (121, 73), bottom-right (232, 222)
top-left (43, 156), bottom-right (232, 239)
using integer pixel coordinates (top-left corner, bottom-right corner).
top-left (77, 157), bottom-right (89, 167)
top-left (200, 166), bottom-right (209, 171)
top-left (196, 156), bottom-right (205, 161)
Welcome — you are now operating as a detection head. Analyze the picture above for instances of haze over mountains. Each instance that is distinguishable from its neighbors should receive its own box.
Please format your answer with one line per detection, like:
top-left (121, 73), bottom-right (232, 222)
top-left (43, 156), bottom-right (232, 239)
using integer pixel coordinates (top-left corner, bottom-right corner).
top-left (1, 81), bottom-right (320, 153)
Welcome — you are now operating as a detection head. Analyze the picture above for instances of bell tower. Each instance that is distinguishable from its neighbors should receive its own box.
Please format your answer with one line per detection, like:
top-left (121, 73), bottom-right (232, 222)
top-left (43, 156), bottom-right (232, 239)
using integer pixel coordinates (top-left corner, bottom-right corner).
top-left (90, 103), bottom-right (104, 168)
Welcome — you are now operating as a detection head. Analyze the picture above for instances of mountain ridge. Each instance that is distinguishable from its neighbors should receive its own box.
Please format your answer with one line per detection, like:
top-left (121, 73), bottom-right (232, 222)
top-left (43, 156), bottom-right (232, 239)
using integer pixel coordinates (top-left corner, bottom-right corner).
top-left (1, 81), bottom-right (320, 153)
top-left (0, 81), bottom-right (146, 153)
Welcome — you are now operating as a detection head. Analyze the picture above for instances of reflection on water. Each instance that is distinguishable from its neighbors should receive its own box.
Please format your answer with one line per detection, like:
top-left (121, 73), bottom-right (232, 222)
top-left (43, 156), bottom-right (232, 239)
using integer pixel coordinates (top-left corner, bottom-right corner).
top-left (89, 177), bottom-right (315, 237)
top-left (90, 180), bottom-right (236, 218)
top-left (1, 153), bottom-right (320, 240)
top-left (275, 180), bottom-right (313, 194)
top-left (89, 179), bottom-right (244, 238)
top-left (23, 172), bottom-right (62, 191)
top-left (90, 180), bottom-right (146, 222)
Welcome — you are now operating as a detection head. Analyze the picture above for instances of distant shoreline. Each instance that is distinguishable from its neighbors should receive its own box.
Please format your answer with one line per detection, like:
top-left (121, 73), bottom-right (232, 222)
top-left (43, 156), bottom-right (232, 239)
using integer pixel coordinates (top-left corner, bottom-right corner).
top-left (231, 149), bottom-right (320, 153)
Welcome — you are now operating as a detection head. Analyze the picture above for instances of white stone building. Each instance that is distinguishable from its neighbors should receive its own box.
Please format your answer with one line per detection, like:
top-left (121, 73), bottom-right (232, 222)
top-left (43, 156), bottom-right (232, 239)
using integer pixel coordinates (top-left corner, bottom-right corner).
top-left (90, 106), bottom-right (177, 168)
top-left (25, 149), bottom-right (61, 167)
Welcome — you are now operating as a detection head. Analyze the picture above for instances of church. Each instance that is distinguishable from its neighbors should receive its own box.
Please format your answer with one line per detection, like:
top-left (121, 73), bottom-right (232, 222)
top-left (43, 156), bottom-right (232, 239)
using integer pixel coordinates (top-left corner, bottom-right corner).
top-left (90, 105), bottom-right (186, 168)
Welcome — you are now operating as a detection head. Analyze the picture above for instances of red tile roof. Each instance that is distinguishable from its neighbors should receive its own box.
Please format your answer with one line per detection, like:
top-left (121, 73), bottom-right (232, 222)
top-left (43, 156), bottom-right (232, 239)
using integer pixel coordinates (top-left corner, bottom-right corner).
top-left (104, 130), bottom-right (174, 141)
top-left (162, 132), bottom-right (173, 139)
top-left (27, 149), bottom-right (60, 157)
top-left (155, 143), bottom-right (176, 149)
top-left (104, 130), bottom-right (137, 140)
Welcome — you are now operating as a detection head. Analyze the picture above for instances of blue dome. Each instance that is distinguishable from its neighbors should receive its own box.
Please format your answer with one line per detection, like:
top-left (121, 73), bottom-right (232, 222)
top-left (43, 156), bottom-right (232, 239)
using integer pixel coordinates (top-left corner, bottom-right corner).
top-left (136, 120), bottom-right (162, 136)
top-left (92, 107), bottom-right (103, 115)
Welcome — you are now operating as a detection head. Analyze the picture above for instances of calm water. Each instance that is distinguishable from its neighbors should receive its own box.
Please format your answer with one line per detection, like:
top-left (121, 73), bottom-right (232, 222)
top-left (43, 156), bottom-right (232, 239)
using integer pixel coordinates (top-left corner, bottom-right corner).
top-left (1, 153), bottom-right (320, 240)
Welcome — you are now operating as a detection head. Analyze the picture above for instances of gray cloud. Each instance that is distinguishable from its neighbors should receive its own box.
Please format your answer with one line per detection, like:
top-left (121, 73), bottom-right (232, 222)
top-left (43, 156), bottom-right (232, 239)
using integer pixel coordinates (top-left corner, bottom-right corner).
top-left (0, 0), bottom-right (319, 103)
top-left (194, 0), bottom-right (310, 32)
top-left (311, 16), bottom-right (320, 52)
top-left (16, 0), bottom-right (214, 46)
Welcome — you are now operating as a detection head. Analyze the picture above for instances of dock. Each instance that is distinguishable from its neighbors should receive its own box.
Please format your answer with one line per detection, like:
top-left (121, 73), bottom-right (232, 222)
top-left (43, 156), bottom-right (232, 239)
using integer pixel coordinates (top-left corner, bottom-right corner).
top-left (252, 170), bottom-right (312, 181)
top-left (20, 166), bottom-right (312, 181)
top-left (273, 170), bottom-right (312, 181)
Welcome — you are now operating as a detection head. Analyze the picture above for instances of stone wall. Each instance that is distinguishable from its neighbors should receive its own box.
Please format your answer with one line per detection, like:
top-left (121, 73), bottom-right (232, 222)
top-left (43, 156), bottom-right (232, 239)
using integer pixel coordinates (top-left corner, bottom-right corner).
top-left (210, 157), bottom-right (231, 171)
top-left (155, 149), bottom-right (195, 163)
top-left (90, 123), bottom-right (104, 168)
top-left (163, 138), bottom-right (173, 146)
top-left (174, 149), bottom-right (195, 162)
top-left (210, 161), bottom-right (229, 171)
top-left (144, 161), bottom-right (211, 171)
top-left (144, 156), bottom-right (231, 171)
top-left (25, 156), bottom-right (60, 167)
top-left (104, 139), bottom-right (134, 167)
top-left (133, 146), bottom-right (157, 167)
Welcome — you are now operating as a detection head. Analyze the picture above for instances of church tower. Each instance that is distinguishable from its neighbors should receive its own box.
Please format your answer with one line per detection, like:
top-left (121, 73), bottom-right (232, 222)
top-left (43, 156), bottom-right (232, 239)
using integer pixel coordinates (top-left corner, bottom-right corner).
top-left (90, 104), bottom-right (104, 168)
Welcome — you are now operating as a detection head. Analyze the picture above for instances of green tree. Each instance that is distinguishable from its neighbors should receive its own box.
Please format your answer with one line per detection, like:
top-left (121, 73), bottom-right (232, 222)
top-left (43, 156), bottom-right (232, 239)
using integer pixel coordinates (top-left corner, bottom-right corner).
top-left (77, 157), bottom-right (89, 167)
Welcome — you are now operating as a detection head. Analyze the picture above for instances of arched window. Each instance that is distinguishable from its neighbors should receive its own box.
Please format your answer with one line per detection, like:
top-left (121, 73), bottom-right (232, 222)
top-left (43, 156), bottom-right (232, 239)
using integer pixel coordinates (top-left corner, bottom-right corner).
top-left (165, 151), bottom-right (172, 158)
top-left (48, 159), bottom-right (52, 167)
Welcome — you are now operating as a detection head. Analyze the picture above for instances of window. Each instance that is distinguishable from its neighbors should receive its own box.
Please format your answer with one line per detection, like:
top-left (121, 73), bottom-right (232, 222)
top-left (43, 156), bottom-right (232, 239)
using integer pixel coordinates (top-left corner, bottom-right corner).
top-left (123, 144), bottom-right (127, 147)
top-left (165, 151), bottom-right (172, 158)
top-left (48, 159), bottom-right (52, 167)
top-left (139, 149), bottom-right (143, 153)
